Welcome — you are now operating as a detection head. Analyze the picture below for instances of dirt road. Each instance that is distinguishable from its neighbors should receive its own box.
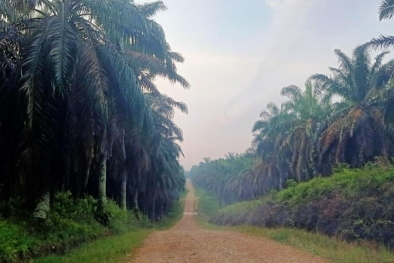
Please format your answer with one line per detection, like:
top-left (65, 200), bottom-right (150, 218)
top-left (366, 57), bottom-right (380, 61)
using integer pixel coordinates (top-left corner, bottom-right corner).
top-left (131, 179), bottom-right (329, 263)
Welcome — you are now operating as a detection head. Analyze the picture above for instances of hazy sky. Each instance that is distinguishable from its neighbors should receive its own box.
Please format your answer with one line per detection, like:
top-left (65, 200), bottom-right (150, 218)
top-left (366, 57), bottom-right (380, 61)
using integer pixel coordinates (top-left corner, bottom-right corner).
top-left (141, 0), bottom-right (393, 170)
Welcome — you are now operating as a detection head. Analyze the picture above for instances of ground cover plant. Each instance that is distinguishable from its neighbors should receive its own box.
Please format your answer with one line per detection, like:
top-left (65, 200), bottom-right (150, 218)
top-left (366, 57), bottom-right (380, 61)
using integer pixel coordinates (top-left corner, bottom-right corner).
top-left (209, 164), bottom-right (394, 249)
top-left (33, 191), bottom-right (186, 263)
top-left (194, 176), bottom-right (394, 263)
top-left (0, 192), bottom-right (150, 262)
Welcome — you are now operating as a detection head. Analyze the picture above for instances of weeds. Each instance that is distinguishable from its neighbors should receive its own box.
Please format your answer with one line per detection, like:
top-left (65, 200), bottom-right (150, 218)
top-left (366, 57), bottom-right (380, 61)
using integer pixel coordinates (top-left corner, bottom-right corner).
top-left (0, 191), bottom-right (174, 262)
top-left (195, 165), bottom-right (394, 262)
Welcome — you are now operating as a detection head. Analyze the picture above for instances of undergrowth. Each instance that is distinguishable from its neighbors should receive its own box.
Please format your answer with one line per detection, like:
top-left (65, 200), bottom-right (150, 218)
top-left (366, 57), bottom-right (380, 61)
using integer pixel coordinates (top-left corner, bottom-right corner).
top-left (29, 190), bottom-right (186, 263)
top-left (195, 165), bottom-right (394, 262)
top-left (194, 189), bottom-right (220, 218)
top-left (232, 226), bottom-right (394, 263)
top-left (210, 165), bottom-right (394, 248)
top-left (0, 192), bottom-right (154, 262)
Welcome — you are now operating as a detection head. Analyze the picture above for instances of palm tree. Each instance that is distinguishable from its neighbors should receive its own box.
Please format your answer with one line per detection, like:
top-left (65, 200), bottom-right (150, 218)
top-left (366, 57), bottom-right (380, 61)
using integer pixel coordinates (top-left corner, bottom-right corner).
top-left (0, 0), bottom-right (189, 222)
top-left (0, 18), bottom-right (25, 202)
top-left (280, 80), bottom-right (330, 180)
top-left (311, 46), bottom-right (394, 170)
top-left (252, 102), bottom-right (295, 188)
top-left (191, 151), bottom-right (258, 205)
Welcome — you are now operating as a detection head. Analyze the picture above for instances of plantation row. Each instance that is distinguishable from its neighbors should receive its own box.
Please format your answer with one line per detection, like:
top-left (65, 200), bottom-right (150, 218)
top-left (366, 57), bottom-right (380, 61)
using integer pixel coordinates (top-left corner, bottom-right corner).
top-left (0, 0), bottom-right (187, 222)
top-left (190, 1), bottom-right (394, 207)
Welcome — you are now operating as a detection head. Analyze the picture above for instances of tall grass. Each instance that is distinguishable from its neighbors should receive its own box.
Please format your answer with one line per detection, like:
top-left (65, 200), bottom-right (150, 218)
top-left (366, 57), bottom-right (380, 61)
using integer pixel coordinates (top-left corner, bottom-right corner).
top-left (32, 191), bottom-right (187, 263)
top-left (194, 167), bottom-right (394, 263)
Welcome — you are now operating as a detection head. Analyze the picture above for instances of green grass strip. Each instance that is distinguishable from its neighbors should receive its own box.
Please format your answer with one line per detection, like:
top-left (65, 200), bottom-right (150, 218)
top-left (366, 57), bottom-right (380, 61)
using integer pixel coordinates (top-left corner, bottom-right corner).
top-left (231, 226), bottom-right (394, 263)
top-left (33, 229), bottom-right (151, 263)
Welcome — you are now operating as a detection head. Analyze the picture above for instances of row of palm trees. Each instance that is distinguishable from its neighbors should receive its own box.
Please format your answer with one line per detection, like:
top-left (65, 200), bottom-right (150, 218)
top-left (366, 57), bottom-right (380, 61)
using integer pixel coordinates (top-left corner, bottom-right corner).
top-left (188, 152), bottom-right (255, 207)
top-left (191, 0), bottom-right (394, 205)
top-left (0, 0), bottom-right (187, 221)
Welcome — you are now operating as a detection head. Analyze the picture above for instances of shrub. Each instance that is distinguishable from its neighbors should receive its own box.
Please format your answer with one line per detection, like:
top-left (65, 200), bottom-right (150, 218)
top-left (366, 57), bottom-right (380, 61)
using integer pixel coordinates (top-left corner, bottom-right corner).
top-left (210, 165), bottom-right (394, 248)
top-left (0, 219), bottom-right (36, 262)
top-left (0, 192), bottom-right (152, 262)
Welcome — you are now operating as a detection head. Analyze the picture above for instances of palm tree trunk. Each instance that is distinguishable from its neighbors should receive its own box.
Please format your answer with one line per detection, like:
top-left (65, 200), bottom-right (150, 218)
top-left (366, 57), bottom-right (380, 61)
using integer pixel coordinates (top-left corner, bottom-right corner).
top-left (120, 168), bottom-right (127, 210)
top-left (151, 195), bottom-right (156, 220)
top-left (97, 155), bottom-right (107, 214)
top-left (134, 191), bottom-right (139, 210)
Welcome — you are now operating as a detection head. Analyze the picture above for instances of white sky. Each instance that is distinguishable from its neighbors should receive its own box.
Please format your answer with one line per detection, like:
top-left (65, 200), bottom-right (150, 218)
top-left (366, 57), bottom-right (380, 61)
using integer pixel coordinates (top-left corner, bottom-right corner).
top-left (140, 0), bottom-right (393, 170)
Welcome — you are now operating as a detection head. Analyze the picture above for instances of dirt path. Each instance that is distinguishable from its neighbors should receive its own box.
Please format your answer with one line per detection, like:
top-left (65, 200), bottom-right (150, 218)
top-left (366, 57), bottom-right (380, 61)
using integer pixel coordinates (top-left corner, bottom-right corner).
top-left (131, 179), bottom-right (330, 263)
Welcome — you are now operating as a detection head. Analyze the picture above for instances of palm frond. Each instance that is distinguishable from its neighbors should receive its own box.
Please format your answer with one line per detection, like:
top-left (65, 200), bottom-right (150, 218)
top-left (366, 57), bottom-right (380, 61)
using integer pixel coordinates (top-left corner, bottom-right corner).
top-left (137, 1), bottom-right (167, 18)
top-left (379, 0), bottom-right (394, 20)
top-left (280, 84), bottom-right (302, 100)
top-left (334, 49), bottom-right (353, 74)
top-left (49, 12), bottom-right (78, 94)
top-left (370, 35), bottom-right (394, 49)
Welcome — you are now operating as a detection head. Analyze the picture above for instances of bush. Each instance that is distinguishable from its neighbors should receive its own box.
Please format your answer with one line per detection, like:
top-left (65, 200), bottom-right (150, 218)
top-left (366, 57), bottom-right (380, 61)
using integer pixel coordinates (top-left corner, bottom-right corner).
top-left (0, 219), bottom-right (36, 262)
top-left (0, 192), bottom-right (152, 262)
top-left (210, 165), bottom-right (394, 248)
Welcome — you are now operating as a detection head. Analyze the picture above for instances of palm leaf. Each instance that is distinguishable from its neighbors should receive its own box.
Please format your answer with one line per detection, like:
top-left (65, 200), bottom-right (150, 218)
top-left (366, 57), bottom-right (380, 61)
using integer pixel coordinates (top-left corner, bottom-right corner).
top-left (379, 0), bottom-right (394, 20)
top-left (370, 35), bottom-right (394, 49)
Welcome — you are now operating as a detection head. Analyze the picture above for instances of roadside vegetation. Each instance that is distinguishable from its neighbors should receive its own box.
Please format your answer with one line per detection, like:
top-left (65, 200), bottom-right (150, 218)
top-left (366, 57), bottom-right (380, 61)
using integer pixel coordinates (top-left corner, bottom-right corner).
top-left (33, 230), bottom-right (151, 263)
top-left (0, 191), bottom-right (185, 263)
top-left (211, 165), bottom-right (394, 248)
top-left (195, 172), bottom-right (394, 263)
top-left (0, 196), bottom-right (144, 262)
top-left (231, 226), bottom-right (394, 263)
top-left (32, 194), bottom-right (185, 263)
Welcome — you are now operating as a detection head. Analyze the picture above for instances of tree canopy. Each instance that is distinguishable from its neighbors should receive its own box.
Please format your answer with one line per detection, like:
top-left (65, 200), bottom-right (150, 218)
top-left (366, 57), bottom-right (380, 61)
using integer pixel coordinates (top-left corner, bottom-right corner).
top-left (0, 0), bottom-right (188, 222)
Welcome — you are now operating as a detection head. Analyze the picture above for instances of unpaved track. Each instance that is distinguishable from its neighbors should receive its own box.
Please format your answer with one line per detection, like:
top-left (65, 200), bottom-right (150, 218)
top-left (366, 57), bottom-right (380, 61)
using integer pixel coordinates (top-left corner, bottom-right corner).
top-left (131, 180), bottom-right (330, 263)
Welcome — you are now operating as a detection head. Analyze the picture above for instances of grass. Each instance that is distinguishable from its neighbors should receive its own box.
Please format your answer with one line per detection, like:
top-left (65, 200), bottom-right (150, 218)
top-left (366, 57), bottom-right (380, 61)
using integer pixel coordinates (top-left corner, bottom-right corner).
top-left (194, 188), bottom-right (220, 218)
top-left (33, 229), bottom-right (151, 263)
top-left (210, 165), bottom-right (394, 247)
top-left (32, 190), bottom-right (187, 263)
top-left (194, 215), bottom-right (394, 263)
top-left (216, 198), bottom-right (263, 216)
top-left (0, 194), bottom-right (107, 262)
top-left (193, 188), bottom-right (222, 230)
top-left (231, 226), bottom-right (394, 263)
top-left (0, 219), bottom-right (36, 262)
top-left (194, 185), bottom-right (394, 263)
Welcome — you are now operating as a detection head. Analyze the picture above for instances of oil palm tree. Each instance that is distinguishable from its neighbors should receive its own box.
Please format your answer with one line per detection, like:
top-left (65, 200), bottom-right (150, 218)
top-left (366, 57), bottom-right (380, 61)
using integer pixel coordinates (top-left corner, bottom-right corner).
top-left (252, 102), bottom-right (295, 188)
top-left (0, 0), bottom-right (189, 222)
top-left (312, 46), bottom-right (394, 169)
top-left (280, 79), bottom-right (330, 180)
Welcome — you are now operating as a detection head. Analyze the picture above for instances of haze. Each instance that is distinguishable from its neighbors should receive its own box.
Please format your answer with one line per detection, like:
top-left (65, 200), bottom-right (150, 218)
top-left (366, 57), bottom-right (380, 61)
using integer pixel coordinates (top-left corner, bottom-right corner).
top-left (141, 0), bottom-right (393, 169)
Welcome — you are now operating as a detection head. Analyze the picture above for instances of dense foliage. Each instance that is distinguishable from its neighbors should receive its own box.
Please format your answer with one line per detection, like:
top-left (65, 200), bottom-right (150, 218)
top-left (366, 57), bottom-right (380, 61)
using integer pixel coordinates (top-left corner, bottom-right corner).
top-left (191, 1), bottom-right (394, 206)
top-left (0, 192), bottom-right (150, 262)
top-left (0, 189), bottom-right (185, 262)
top-left (210, 164), bottom-right (394, 249)
top-left (0, 0), bottom-right (187, 223)
top-left (190, 153), bottom-right (255, 207)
